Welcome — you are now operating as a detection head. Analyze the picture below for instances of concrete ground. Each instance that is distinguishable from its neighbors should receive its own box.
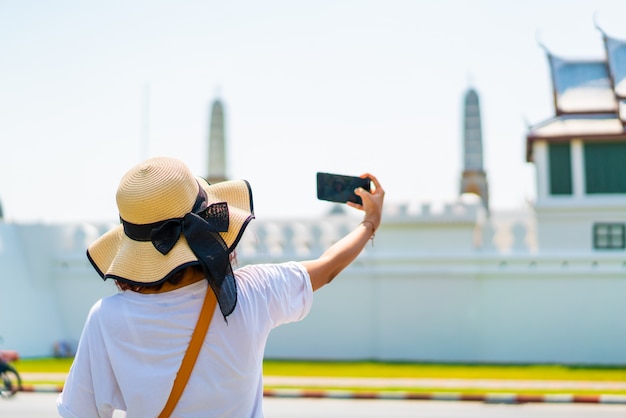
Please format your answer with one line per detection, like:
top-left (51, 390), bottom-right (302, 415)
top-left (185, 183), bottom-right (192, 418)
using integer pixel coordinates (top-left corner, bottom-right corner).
top-left (3, 393), bottom-right (626, 418)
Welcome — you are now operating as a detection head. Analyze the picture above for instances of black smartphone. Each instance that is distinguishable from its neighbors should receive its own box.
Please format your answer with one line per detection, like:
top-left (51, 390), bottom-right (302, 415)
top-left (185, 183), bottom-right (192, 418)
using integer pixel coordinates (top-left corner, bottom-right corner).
top-left (316, 172), bottom-right (371, 205)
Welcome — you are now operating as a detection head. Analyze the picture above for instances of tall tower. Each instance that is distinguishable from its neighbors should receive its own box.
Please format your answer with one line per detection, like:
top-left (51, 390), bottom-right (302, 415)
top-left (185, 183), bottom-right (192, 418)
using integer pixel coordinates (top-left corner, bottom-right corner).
top-left (460, 88), bottom-right (489, 211)
top-left (207, 98), bottom-right (227, 184)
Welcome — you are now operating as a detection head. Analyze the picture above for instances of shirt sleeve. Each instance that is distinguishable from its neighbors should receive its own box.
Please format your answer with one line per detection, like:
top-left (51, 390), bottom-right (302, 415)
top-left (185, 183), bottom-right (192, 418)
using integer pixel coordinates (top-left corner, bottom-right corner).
top-left (236, 261), bottom-right (313, 328)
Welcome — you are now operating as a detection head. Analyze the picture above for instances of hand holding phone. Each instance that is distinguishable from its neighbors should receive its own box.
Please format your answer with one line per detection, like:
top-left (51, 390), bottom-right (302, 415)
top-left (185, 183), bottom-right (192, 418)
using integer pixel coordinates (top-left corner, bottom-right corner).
top-left (316, 172), bottom-right (371, 205)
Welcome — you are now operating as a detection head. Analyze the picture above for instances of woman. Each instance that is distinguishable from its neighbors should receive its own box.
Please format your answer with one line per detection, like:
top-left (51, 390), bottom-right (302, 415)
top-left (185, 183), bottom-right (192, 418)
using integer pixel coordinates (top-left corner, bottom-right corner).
top-left (57, 156), bottom-right (384, 417)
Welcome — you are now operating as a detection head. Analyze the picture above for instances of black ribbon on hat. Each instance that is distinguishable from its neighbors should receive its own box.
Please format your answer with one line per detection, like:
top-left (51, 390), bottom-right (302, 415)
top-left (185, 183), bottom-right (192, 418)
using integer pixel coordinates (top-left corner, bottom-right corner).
top-left (121, 186), bottom-right (238, 318)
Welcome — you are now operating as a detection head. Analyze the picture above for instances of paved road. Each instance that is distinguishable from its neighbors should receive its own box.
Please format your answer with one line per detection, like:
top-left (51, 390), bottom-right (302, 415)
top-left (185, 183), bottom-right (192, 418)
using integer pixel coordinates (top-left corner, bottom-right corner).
top-left (3, 392), bottom-right (626, 418)
top-left (262, 376), bottom-right (626, 391)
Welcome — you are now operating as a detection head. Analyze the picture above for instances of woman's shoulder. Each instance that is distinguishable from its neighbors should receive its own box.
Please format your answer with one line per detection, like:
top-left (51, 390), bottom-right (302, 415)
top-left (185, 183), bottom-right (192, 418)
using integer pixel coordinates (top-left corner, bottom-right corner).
top-left (88, 291), bottom-right (139, 321)
top-left (235, 261), bottom-right (306, 282)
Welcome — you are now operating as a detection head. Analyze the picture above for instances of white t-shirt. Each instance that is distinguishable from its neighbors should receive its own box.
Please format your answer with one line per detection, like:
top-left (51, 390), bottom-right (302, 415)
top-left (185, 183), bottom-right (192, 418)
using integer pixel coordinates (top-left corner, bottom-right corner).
top-left (57, 262), bottom-right (313, 418)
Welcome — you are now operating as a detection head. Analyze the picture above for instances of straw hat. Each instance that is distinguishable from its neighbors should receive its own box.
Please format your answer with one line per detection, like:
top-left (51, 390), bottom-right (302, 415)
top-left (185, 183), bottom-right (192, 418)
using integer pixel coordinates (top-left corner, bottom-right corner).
top-left (87, 156), bottom-right (254, 318)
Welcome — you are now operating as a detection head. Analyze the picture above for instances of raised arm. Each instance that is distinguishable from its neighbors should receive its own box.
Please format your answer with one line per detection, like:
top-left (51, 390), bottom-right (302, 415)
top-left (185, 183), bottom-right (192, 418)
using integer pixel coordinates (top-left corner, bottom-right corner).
top-left (301, 173), bottom-right (385, 291)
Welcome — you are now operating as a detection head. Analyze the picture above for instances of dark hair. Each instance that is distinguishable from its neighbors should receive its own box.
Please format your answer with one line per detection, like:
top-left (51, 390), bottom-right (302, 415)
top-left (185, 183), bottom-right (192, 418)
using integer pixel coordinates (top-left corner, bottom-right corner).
top-left (115, 251), bottom-right (238, 293)
top-left (115, 265), bottom-right (203, 293)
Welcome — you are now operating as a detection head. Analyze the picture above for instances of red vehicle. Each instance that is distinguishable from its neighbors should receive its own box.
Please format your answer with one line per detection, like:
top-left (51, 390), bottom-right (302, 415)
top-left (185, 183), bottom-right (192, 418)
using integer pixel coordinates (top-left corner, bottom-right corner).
top-left (0, 350), bottom-right (22, 397)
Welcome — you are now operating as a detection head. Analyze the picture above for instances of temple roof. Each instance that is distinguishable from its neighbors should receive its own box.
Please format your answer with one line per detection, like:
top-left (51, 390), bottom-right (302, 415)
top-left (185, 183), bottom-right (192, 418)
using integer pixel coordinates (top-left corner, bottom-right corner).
top-left (526, 26), bottom-right (626, 161)
top-left (605, 35), bottom-right (626, 99)
top-left (548, 55), bottom-right (616, 115)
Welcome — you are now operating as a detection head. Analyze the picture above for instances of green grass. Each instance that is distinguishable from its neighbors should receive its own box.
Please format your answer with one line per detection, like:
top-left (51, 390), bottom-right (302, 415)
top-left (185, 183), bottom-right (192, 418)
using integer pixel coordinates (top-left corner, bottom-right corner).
top-left (11, 357), bottom-right (73, 373)
top-left (262, 360), bottom-right (626, 396)
top-left (12, 358), bottom-right (626, 395)
top-left (263, 359), bottom-right (626, 382)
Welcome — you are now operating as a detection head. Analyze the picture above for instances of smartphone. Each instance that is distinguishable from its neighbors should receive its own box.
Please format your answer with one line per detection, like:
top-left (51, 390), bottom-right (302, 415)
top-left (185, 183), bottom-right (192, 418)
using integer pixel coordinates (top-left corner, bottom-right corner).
top-left (316, 172), bottom-right (371, 205)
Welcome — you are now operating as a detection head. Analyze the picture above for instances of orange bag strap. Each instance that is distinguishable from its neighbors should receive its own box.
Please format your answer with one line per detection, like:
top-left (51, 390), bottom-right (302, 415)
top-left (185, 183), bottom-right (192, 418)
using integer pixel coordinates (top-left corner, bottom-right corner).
top-left (158, 287), bottom-right (217, 418)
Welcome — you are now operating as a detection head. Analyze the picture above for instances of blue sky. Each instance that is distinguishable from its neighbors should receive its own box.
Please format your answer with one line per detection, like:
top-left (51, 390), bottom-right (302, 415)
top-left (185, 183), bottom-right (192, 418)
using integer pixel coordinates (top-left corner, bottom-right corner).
top-left (1, 0), bottom-right (625, 223)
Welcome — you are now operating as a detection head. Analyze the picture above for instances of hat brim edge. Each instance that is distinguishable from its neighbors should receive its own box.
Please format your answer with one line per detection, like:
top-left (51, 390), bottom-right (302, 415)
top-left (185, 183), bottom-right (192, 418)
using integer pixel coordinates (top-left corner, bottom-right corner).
top-left (88, 178), bottom-right (255, 286)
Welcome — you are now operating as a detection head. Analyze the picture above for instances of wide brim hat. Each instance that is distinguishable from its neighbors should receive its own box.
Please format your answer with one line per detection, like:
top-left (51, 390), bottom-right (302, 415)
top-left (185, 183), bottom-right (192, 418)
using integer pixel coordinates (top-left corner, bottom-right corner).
top-left (87, 156), bottom-right (254, 317)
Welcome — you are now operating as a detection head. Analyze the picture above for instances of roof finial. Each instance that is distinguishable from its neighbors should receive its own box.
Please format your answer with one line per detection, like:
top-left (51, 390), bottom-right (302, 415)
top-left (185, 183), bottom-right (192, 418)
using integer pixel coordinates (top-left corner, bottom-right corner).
top-left (593, 10), bottom-right (605, 36)
top-left (521, 113), bottom-right (531, 131)
top-left (535, 28), bottom-right (549, 54)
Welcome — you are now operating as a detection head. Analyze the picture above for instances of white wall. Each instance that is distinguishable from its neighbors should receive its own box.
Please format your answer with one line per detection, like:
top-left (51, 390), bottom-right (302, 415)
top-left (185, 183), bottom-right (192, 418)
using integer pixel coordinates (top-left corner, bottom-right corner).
top-left (265, 253), bottom-right (626, 364)
top-left (534, 198), bottom-right (626, 250)
top-left (0, 222), bottom-right (117, 357)
top-left (2, 198), bottom-right (625, 365)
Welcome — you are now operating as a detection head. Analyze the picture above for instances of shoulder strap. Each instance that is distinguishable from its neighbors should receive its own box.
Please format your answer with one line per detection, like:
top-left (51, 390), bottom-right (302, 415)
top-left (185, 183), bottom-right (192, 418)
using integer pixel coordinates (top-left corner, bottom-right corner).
top-left (158, 286), bottom-right (217, 418)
